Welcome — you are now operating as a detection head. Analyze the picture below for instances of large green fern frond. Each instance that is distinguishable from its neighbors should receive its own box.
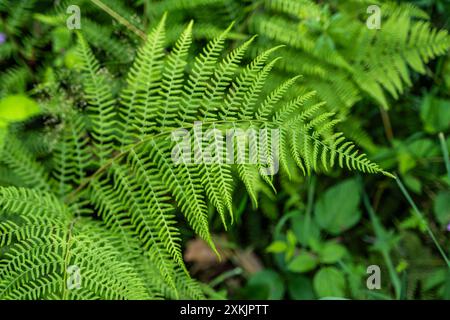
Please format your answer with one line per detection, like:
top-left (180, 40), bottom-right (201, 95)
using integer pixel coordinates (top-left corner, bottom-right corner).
top-left (0, 16), bottom-right (391, 300)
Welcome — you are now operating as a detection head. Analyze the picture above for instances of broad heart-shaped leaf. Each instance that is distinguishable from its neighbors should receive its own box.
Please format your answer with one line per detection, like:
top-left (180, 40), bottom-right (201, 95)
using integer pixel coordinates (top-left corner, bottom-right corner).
top-left (313, 267), bottom-right (346, 298)
top-left (0, 95), bottom-right (40, 123)
top-left (288, 252), bottom-right (318, 273)
top-left (314, 178), bottom-right (362, 235)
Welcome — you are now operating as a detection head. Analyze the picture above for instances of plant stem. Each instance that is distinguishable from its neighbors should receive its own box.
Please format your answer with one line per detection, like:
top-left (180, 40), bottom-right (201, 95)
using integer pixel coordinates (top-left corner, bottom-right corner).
top-left (362, 191), bottom-right (401, 299)
top-left (67, 118), bottom-right (394, 203)
top-left (90, 0), bottom-right (147, 40)
top-left (379, 106), bottom-right (394, 142)
top-left (209, 268), bottom-right (243, 288)
top-left (304, 175), bottom-right (316, 240)
top-left (395, 174), bottom-right (450, 268)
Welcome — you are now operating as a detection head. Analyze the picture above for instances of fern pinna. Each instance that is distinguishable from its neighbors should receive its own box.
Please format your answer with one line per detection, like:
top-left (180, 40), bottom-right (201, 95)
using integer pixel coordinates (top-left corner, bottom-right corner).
top-left (0, 16), bottom-right (390, 300)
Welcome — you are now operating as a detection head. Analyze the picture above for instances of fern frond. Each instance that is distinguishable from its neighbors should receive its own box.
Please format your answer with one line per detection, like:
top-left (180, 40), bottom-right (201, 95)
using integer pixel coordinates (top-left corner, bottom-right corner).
top-left (251, 0), bottom-right (450, 110)
top-left (349, 12), bottom-right (450, 108)
top-left (52, 111), bottom-right (91, 197)
top-left (81, 18), bottom-right (134, 63)
top-left (2, 0), bottom-right (35, 36)
top-left (0, 187), bottom-right (151, 300)
top-left (201, 35), bottom-right (257, 121)
top-left (220, 46), bottom-right (283, 120)
top-left (0, 67), bottom-right (29, 97)
top-left (77, 34), bottom-right (117, 162)
top-left (119, 14), bottom-right (167, 146)
top-left (1, 134), bottom-right (51, 191)
top-left (179, 23), bottom-right (234, 125)
top-left (146, 139), bottom-right (215, 251)
top-left (158, 21), bottom-right (194, 131)
top-left (0, 17), bottom-right (393, 301)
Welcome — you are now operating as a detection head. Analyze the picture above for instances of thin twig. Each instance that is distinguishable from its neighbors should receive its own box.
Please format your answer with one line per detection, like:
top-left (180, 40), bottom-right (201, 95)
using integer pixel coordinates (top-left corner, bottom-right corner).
top-left (90, 0), bottom-right (147, 41)
top-left (379, 106), bottom-right (394, 142)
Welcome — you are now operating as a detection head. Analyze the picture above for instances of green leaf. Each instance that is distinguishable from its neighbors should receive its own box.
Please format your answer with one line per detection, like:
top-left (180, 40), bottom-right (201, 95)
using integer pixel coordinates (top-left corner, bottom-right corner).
top-left (0, 126), bottom-right (6, 151)
top-left (408, 139), bottom-right (438, 159)
top-left (266, 241), bottom-right (287, 253)
top-left (292, 213), bottom-right (321, 247)
top-left (397, 150), bottom-right (416, 174)
top-left (403, 174), bottom-right (422, 194)
top-left (64, 48), bottom-right (82, 69)
top-left (444, 58), bottom-right (450, 90)
top-left (313, 267), bottom-right (346, 298)
top-left (0, 95), bottom-right (41, 123)
top-left (420, 95), bottom-right (450, 133)
top-left (318, 242), bottom-right (347, 264)
top-left (287, 274), bottom-right (315, 300)
top-left (288, 252), bottom-right (318, 273)
top-left (286, 230), bottom-right (297, 247)
top-left (399, 214), bottom-right (427, 232)
top-left (423, 268), bottom-right (447, 291)
top-left (434, 191), bottom-right (450, 227)
top-left (52, 27), bottom-right (71, 52)
top-left (314, 179), bottom-right (362, 235)
top-left (246, 270), bottom-right (285, 300)
top-left (33, 13), bottom-right (62, 26)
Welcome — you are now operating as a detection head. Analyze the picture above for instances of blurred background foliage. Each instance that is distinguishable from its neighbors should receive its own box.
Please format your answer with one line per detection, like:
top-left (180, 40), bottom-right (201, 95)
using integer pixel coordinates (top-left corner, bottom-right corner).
top-left (0, 0), bottom-right (449, 300)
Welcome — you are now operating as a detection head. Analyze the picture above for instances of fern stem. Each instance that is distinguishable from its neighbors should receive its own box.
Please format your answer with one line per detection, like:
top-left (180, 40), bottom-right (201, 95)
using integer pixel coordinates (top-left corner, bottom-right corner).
top-left (61, 217), bottom-right (78, 300)
top-left (209, 267), bottom-right (243, 288)
top-left (395, 174), bottom-right (450, 268)
top-left (304, 175), bottom-right (316, 238)
top-left (66, 120), bottom-right (265, 202)
top-left (67, 118), bottom-right (394, 203)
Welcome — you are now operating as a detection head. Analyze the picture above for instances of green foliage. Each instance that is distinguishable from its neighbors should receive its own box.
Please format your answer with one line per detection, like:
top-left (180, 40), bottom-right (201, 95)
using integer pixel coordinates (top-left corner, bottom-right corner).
top-left (0, 95), bottom-right (40, 125)
top-left (244, 269), bottom-right (285, 300)
top-left (313, 267), bottom-right (346, 298)
top-left (314, 178), bottom-right (362, 235)
top-left (434, 191), bottom-right (450, 227)
top-left (250, 0), bottom-right (450, 112)
top-left (420, 95), bottom-right (450, 134)
top-left (0, 0), bottom-right (449, 302)
top-left (0, 14), bottom-right (387, 300)
top-left (0, 188), bottom-right (151, 300)
top-left (0, 94), bottom-right (41, 150)
top-left (288, 252), bottom-right (318, 273)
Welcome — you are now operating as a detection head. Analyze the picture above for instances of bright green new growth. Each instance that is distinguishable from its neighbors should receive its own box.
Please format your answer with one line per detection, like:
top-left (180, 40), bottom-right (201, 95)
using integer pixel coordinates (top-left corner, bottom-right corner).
top-left (0, 17), bottom-right (389, 300)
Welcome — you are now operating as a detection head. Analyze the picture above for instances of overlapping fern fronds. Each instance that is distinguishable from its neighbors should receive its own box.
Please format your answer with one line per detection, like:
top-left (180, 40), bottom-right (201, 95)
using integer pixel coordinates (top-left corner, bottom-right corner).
top-left (0, 16), bottom-right (390, 300)
top-left (0, 0), bottom-right (39, 97)
top-left (250, 0), bottom-right (450, 111)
